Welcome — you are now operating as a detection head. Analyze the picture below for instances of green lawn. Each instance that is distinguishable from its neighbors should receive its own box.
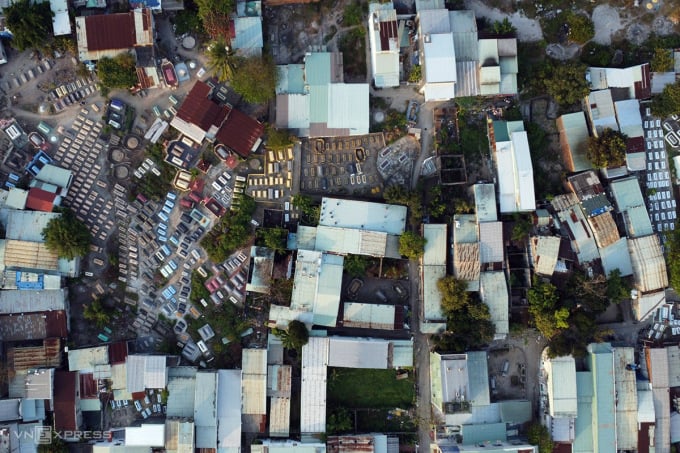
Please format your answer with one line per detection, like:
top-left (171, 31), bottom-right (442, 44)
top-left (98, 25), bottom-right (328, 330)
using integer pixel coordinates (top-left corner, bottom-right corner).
top-left (327, 368), bottom-right (415, 409)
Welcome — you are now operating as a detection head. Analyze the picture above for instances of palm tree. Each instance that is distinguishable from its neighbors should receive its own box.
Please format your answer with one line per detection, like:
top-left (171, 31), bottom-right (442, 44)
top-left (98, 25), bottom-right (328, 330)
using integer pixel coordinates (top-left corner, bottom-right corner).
top-left (273, 320), bottom-right (309, 351)
top-left (83, 299), bottom-right (111, 328)
top-left (207, 36), bottom-right (237, 82)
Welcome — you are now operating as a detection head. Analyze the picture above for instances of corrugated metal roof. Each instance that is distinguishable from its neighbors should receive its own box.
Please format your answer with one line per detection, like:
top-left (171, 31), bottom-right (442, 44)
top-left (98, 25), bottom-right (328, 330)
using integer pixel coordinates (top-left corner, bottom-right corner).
top-left (217, 369), bottom-right (242, 451)
top-left (478, 39), bottom-right (499, 65)
top-left (587, 211), bottom-right (619, 249)
top-left (4, 240), bottom-right (59, 272)
top-left (574, 371), bottom-right (594, 452)
top-left (125, 424), bottom-right (165, 447)
top-left (629, 235), bottom-right (668, 293)
top-left (327, 84), bottom-right (369, 134)
top-left (6, 210), bottom-right (60, 242)
top-left (300, 337), bottom-right (329, 433)
top-left (5, 188), bottom-right (27, 210)
top-left (343, 303), bottom-right (395, 330)
top-left (327, 337), bottom-right (389, 369)
top-left (449, 11), bottom-right (477, 61)
top-left (479, 222), bottom-right (503, 263)
top-left (599, 237), bottom-right (633, 277)
top-left (423, 33), bottom-right (457, 84)
top-left (0, 289), bottom-right (66, 314)
top-left (557, 112), bottom-right (590, 172)
top-left (415, 0), bottom-right (444, 11)
top-left (167, 366), bottom-right (197, 418)
top-left (305, 53), bottom-right (332, 86)
top-left (35, 164), bottom-right (72, 188)
top-left (165, 419), bottom-right (194, 453)
top-left (315, 226), bottom-right (389, 257)
top-left (276, 64), bottom-right (305, 94)
top-left (391, 339), bottom-right (413, 367)
top-left (614, 347), bottom-right (638, 450)
top-left (194, 371), bottom-right (218, 448)
top-left (586, 89), bottom-right (619, 134)
top-left (269, 397), bottom-right (291, 437)
top-left (242, 349), bottom-right (267, 415)
top-left (587, 343), bottom-right (616, 453)
top-left (232, 16), bottom-right (263, 56)
top-left (422, 264), bottom-right (446, 322)
top-left (532, 235), bottom-right (560, 276)
top-left (653, 387), bottom-right (671, 452)
top-left (290, 250), bottom-right (344, 327)
top-left (462, 422), bottom-right (507, 445)
top-left (479, 272), bottom-right (508, 339)
top-left (615, 99), bottom-right (644, 138)
top-left (637, 388), bottom-right (655, 423)
top-left (423, 82), bottom-right (455, 102)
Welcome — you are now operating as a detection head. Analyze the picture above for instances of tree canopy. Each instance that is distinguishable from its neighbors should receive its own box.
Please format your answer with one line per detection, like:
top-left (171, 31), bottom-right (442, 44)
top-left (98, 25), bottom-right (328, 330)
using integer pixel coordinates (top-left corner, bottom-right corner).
top-left (563, 11), bottom-right (594, 44)
top-left (200, 195), bottom-right (256, 262)
top-left (207, 36), bottom-right (237, 82)
top-left (273, 320), bottom-right (309, 351)
top-left (586, 128), bottom-right (627, 168)
top-left (542, 62), bottom-right (590, 106)
top-left (399, 231), bottom-right (426, 260)
top-left (527, 423), bottom-right (554, 453)
top-left (652, 78), bottom-right (680, 118)
top-left (257, 228), bottom-right (288, 254)
top-left (83, 299), bottom-right (112, 328)
top-left (4, 0), bottom-right (53, 51)
top-left (42, 209), bottom-right (91, 260)
top-left (195, 0), bottom-right (233, 39)
top-left (666, 227), bottom-right (680, 291)
top-left (97, 54), bottom-right (137, 90)
top-left (229, 56), bottom-right (278, 104)
top-left (527, 278), bottom-right (569, 340)
top-left (344, 254), bottom-right (369, 277)
top-left (651, 48), bottom-right (674, 72)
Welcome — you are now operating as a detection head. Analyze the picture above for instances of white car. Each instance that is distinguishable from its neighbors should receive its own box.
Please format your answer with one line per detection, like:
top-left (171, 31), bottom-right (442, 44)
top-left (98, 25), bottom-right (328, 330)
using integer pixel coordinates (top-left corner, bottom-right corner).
top-left (134, 400), bottom-right (142, 411)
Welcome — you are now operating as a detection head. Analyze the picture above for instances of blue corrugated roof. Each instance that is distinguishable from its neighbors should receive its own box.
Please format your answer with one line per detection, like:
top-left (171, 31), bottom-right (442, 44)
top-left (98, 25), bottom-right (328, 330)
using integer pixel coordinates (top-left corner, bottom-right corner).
top-left (574, 371), bottom-right (594, 453)
top-left (588, 343), bottom-right (616, 452)
top-left (305, 53), bottom-right (331, 86)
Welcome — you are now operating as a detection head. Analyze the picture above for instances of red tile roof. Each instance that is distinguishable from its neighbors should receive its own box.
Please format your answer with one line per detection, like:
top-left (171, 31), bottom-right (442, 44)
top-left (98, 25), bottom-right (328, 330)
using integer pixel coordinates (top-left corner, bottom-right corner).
top-left (635, 63), bottom-right (651, 100)
top-left (85, 13), bottom-right (136, 51)
top-left (26, 188), bottom-right (56, 212)
top-left (79, 372), bottom-right (98, 399)
top-left (45, 311), bottom-right (68, 338)
top-left (176, 81), bottom-right (228, 132)
top-left (216, 108), bottom-right (264, 158)
top-left (54, 371), bottom-right (78, 431)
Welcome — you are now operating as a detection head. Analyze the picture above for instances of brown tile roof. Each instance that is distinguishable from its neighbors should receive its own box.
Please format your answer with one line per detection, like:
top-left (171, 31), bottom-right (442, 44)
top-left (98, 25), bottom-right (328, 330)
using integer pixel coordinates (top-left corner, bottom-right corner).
top-left (26, 188), bottom-right (56, 212)
top-left (176, 81), bottom-right (228, 132)
top-left (0, 312), bottom-right (67, 341)
top-left (108, 341), bottom-right (128, 364)
top-left (216, 108), bottom-right (264, 158)
top-left (84, 13), bottom-right (136, 51)
top-left (80, 372), bottom-right (98, 398)
top-left (7, 338), bottom-right (62, 371)
top-left (54, 371), bottom-right (78, 431)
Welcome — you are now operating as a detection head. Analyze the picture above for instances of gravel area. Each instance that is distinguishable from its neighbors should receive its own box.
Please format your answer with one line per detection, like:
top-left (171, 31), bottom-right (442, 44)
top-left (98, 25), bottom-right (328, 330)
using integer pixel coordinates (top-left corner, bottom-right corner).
top-left (592, 5), bottom-right (625, 45)
top-left (465, 0), bottom-right (543, 42)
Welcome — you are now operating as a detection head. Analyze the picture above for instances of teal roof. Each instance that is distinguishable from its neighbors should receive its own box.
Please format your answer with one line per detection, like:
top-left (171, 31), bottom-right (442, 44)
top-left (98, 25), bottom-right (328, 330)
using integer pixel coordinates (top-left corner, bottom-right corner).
top-left (276, 64), bottom-right (306, 95)
top-left (588, 343), bottom-right (616, 453)
top-left (492, 120), bottom-right (509, 142)
top-left (467, 351), bottom-right (490, 406)
top-left (499, 400), bottom-right (532, 424)
top-left (574, 371), bottom-right (594, 453)
top-left (308, 85), bottom-right (329, 124)
top-left (305, 53), bottom-right (332, 86)
top-left (462, 422), bottom-right (507, 444)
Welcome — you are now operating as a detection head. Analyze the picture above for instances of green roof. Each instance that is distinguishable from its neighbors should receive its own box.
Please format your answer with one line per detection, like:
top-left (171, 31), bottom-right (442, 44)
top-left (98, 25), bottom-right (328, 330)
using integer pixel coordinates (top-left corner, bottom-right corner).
top-left (305, 53), bottom-right (332, 86)
top-left (463, 422), bottom-right (507, 445)
top-left (499, 400), bottom-right (532, 424)
top-left (574, 371), bottom-right (594, 453)
top-left (492, 120), bottom-right (509, 142)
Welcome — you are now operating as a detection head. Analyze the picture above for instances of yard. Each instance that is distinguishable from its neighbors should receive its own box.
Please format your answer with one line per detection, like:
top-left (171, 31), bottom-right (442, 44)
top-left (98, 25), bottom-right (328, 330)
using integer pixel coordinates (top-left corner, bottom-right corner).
top-left (327, 368), bottom-right (415, 408)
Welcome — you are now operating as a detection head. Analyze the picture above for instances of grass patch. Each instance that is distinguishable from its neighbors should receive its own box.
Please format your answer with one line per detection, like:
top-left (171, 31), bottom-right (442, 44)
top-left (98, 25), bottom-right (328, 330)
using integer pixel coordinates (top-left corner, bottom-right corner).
top-left (327, 368), bottom-right (415, 408)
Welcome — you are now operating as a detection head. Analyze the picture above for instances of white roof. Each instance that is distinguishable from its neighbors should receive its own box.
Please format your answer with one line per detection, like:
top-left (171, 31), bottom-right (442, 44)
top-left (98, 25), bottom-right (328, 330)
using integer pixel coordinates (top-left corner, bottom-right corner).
top-left (368, 5), bottom-right (399, 88)
top-left (327, 337), bottom-right (389, 369)
top-left (615, 99), bottom-right (644, 138)
top-left (614, 347), bottom-right (638, 450)
top-left (423, 33), bottom-right (456, 84)
top-left (242, 349), bottom-right (267, 415)
top-left (126, 355), bottom-right (167, 393)
top-left (600, 237), bottom-right (633, 277)
top-left (473, 184), bottom-right (497, 222)
top-left (479, 222), bottom-right (503, 263)
top-left (511, 131), bottom-right (536, 211)
top-left (300, 337), bottom-right (329, 434)
top-left (532, 236), bottom-right (560, 276)
top-left (545, 356), bottom-right (577, 418)
top-left (0, 289), bottom-right (66, 314)
top-left (217, 370), bottom-right (242, 452)
top-left (194, 372), bottom-right (218, 448)
top-left (634, 291), bottom-right (666, 322)
top-left (587, 90), bottom-right (618, 134)
top-left (327, 84), bottom-right (370, 134)
top-left (479, 272), bottom-right (509, 339)
top-left (68, 346), bottom-right (109, 372)
top-left (319, 198), bottom-right (407, 235)
top-left (5, 188), bottom-right (27, 210)
top-left (343, 302), bottom-right (395, 330)
top-left (422, 224), bottom-right (447, 265)
top-left (637, 388), bottom-right (655, 423)
top-left (423, 82), bottom-right (456, 102)
top-left (50, 0), bottom-right (71, 36)
top-left (314, 226), bottom-right (389, 257)
top-left (170, 116), bottom-right (206, 144)
top-left (125, 425), bottom-right (165, 447)
top-left (5, 210), bottom-right (60, 242)
top-left (166, 367), bottom-right (196, 418)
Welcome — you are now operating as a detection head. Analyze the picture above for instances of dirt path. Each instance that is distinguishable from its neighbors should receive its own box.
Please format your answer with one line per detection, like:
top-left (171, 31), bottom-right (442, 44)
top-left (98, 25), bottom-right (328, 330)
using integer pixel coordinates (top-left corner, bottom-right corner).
top-left (464, 0), bottom-right (543, 42)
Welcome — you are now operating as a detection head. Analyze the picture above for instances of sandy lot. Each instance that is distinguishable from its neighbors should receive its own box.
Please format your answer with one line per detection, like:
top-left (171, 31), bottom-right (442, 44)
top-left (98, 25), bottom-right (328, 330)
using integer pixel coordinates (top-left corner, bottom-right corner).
top-left (465, 0), bottom-right (543, 42)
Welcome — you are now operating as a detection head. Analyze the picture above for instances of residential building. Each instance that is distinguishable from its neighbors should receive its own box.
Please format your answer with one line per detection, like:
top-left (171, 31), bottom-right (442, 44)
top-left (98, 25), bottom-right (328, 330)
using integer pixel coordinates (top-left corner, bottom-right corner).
top-left (342, 302), bottom-right (396, 330)
top-left (489, 120), bottom-right (535, 213)
top-left (195, 371), bottom-right (218, 449)
top-left (610, 176), bottom-right (654, 238)
top-left (614, 347), bottom-right (638, 451)
top-left (267, 338), bottom-right (291, 438)
top-left (585, 89), bottom-right (619, 137)
top-left (327, 434), bottom-right (395, 453)
top-left (170, 80), bottom-right (264, 157)
top-left (50, 0), bottom-right (71, 36)
top-left (530, 236), bottom-right (561, 277)
top-left (420, 224), bottom-right (447, 334)
top-left (586, 64), bottom-right (651, 100)
top-left (551, 194), bottom-right (600, 266)
top-left (217, 369), bottom-right (242, 453)
top-left (417, 9), bottom-right (456, 101)
top-left (242, 349), bottom-right (267, 432)
top-left (541, 354), bottom-right (577, 445)
top-left (368, 2), bottom-right (399, 88)
top-left (452, 214), bottom-right (480, 290)
top-left (165, 419), bottom-right (195, 453)
top-left (300, 337), bottom-right (328, 434)
top-left (430, 351), bottom-right (490, 419)
top-left (479, 271), bottom-right (508, 340)
top-left (126, 355), bottom-right (169, 392)
top-left (0, 289), bottom-right (68, 314)
top-left (53, 370), bottom-right (81, 433)
top-left (251, 440), bottom-right (326, 453)
top-left (246, 246), bottom-right (274, 294)
top-left (556, 112), bottom-right (590, 172)
top-left (75, 9), bottom-right (154, 61)
top-left (31, 164), bottom-right (73, 195)
top-left (276, 52), bottom-right (369, 136)
top-left (614, 99), bottom-right (645, 171)
top-left (125, 424), bottom-right (166, 447)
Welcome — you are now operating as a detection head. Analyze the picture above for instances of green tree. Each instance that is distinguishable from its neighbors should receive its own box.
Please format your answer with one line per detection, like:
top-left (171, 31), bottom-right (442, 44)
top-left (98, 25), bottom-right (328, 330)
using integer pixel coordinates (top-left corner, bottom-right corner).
top-left (195, 0), bottom-right (232, 39)
top-left (273, 320), bottom-right (309, 350)
top-left (528, 277), bottom-right (568, 340)
top-left (230, 56), bottom-right (278, 104)
top-left (399, 231), bottom-right (426, 260)
top-left (652, 79), bottom-right (680, 118)
top-left (408, 65), bottom-right (422, 83)
top-left (257, 228), bottom-right (288, 254)
top-left (207, 36), bottom-right (237, 82)
top-left (83, 299), bottom-right (112, 329)
top-left (564, 11), bottom-right (594, 44)
top-left (437, 276), bottom-right (469, 313)
top-left (586, 128), bottom-right (628, 168)
top-left (293, 194), bottom-right (320, 226)
top-left (527, 423), bottom-right (554, 453)
top-left (512, 214), bottom-right (533, 243)
top-left (174, 10), bottom-right (203, 35)
top-left (543, 62), bottom-right (590, 106)
top-left (266, 125), bottom-right (295, 149)
top-left (327, 408), bottom-right (353, 434)
top-left (606, 269), bottom-right (630, 304)
top-left (42, 209), bottom-right (91, 260)
top-left (344, 254), bottom-right (369, 277)
top-left (200, 196), bottom-right (256, 262)
top-left (343, 1), bottom-right (364, 26)
top-left (651, 48), bottom-right (674, 72)
top-left (4, 0), bottom-right (53, 51)
top-left (97, 54), bottom-right (137, 90)
top-left (492, 18), bottom-right (516, 35)
top-left (666, 227), bottom-right (680, 291)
